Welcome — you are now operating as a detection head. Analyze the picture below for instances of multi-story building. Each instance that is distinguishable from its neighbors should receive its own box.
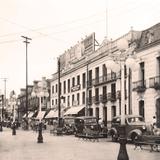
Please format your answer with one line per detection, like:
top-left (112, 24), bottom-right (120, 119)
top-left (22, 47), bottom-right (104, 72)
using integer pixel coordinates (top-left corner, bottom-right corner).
top-left (18, 77), bottom-right (50, 122)
top-left (132, 23), bottom-right (160, 127)
top-left (50, 31), bottom-right (141, 126)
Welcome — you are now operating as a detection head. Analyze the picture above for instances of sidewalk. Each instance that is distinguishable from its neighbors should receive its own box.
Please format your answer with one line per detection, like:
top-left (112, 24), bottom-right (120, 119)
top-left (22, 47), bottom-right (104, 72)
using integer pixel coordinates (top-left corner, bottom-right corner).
top-left (0, 127), bottom-right (159, 160)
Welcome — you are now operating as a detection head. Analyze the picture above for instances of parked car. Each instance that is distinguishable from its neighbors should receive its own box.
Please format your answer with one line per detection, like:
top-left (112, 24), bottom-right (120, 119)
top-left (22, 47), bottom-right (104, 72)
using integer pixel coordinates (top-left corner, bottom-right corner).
top-left (74, 116), bottom-right (100, 136)
top-left (109, 115), bottom-right (147, 142)
top-left (63, 116), bottom-right (76, 135)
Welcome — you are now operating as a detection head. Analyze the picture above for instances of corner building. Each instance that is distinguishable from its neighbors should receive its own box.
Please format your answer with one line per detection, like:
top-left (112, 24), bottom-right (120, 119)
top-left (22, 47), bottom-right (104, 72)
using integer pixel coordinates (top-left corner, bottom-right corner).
top-left (50, 31), bottom-right (140, 126)
top-left (132, 23), bottom-right (160, 127)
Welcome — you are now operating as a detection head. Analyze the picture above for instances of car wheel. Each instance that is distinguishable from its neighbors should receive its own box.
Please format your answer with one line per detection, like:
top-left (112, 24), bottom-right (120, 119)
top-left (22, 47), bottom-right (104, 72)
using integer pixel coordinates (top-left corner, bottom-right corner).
top-left (131, 133), bottom-right (138, 143)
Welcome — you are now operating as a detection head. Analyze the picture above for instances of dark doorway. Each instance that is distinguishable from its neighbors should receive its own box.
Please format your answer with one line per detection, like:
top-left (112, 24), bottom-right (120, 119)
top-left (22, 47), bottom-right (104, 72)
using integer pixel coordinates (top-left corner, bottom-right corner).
top-left (139, 100), bottom-right (144, 119)
top-left (156, 98), bottom-right (160, 128)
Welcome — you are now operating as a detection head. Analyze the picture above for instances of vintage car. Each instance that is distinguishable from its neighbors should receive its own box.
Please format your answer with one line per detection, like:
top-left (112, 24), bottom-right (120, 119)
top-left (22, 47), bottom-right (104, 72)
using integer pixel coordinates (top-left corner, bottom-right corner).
top-left (63, 116), bottom-right (76, 135)
top-left (109, 115), bottom-right (147, 142)
top-left (74, 116), bottom-right (100, 136)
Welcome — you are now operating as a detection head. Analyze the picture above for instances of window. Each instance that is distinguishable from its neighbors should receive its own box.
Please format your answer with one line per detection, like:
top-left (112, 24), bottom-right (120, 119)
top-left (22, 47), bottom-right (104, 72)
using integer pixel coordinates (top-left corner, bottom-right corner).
top-left (77, 93), bottom-right (80, 105)
top-left (56, 84), bottom-right (58, 93)
top-left (88, 70), bottom-right (92, 87)
top-left (77, 75), bottom-right (80, 85)
top-left (139, 100), bottom-right (144, 119)
top-left (52, 85), bottom-right (54, 94)
top-left (103, 64), bottom-right (107, 76)
top-left (103, 64), bottom-right (107, 81)
top-left (68, 79), bottom-right (70, 93)
top-left (111, 83), bottom-right (116, 99)
top-left (72, 77), bottom-right (75, 87)
top-left (63, 81), bottom-right (66, 94)
top-left (52, 99), bottom-right (54, 105)
top-left (95, 67), bottom-right (99, 84)
top-left (140, 62), bottom-right (145, 83)
top-left (82, 73), bottom-right (86, 88)
top-left (72, 94), bottom-right (75, 106)
top-left (55, 99), bottom-right (57, 105)
top-left (67, 96), bottom-right (70, 107)
top-left (95, 88), bottom-right (99, 102)
top-left (88, 90), bottom-right (92, 104)
top-left (82, 92), bottom-right (85, 104)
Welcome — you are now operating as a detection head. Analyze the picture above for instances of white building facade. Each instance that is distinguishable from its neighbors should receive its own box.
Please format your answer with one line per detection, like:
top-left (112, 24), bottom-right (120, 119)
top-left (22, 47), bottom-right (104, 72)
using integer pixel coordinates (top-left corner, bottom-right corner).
top-left (50, 23), bottom-right (160, 127)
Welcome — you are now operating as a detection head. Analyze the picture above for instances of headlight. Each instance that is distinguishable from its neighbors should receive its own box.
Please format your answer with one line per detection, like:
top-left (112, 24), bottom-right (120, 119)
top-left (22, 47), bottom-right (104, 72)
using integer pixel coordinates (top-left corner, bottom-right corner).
top-left (142, 125), bottom-right (146, 130)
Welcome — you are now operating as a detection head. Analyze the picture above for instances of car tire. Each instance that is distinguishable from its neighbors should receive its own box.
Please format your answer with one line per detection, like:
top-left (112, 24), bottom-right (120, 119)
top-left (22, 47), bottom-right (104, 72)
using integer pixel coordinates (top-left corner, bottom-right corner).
top-left (131, 133), bottom-right (138, 143)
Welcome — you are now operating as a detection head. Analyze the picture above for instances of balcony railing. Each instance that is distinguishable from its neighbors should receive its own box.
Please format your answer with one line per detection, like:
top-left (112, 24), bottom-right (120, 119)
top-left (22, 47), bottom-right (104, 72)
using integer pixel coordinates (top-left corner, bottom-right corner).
top-left (149, 76), bottom-right (160, 90)
top-left (87, 97), bottom-right (92, 105)
top-left (132, 80), bottom-right (146, 92)
top-left (100, 94), bottom-right (107, 103)
top-left (92, 73), bottom-right (119, 87)
top-left (92, 96), bottom-right (100, 104)
top-left (107, 92), bottom-right (116, 102)
top-left (87, 80), bottom-right (93, 88)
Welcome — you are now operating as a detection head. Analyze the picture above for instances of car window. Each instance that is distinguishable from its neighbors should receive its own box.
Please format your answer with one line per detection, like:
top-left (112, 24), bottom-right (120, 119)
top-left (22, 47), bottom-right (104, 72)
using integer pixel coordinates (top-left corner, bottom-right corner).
top-left (127, 117), bottom-right (144, 123)
top-left (112, 118), bottom-right (121, 124)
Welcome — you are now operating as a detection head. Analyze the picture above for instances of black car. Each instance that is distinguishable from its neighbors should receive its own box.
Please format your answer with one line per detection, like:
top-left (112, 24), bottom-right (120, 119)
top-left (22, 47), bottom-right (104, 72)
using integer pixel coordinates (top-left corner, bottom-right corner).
top-left (74, 116), bottom-right (100, 136)
top-left (109, 115), bottom-right (147, 142)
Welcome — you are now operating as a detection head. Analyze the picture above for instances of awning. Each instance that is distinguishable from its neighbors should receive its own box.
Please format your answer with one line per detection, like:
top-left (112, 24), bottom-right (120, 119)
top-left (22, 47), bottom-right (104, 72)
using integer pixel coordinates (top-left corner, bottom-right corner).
top-left (45, 110), bottom-right (57, 119)
top-left (35, 111), bottom-right (46, 120)
top-left (22, 113), bottom-right (26, 118)
top-left (64, 106), bottom-right (84, 116)
top-left (28, 112), bottom-right (34, 118)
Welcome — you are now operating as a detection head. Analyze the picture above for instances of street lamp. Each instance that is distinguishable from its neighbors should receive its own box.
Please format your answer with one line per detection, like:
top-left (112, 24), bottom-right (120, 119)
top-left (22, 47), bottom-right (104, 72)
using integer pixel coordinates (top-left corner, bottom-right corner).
top-left (31, 77), bottom-right (49, 143)
top-left (9, 91), bottom-right (17, 135)
top-left (105, 39), bottom-right (137, 160)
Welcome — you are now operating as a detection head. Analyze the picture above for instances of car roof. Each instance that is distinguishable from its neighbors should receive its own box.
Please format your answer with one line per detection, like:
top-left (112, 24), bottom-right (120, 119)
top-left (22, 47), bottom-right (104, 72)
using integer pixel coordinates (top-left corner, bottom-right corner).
top-left (113, 115), bottom-right (143, 119)
top-left (75, 116), bottom-right (97, 120)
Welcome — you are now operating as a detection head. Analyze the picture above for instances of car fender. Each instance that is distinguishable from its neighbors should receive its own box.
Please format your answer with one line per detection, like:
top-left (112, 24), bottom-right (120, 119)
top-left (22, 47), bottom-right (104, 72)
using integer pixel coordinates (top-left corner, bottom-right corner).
top-left (109, 127), bottom-right (118, 136)
top-left (128, 129), bottom-right (142, 139)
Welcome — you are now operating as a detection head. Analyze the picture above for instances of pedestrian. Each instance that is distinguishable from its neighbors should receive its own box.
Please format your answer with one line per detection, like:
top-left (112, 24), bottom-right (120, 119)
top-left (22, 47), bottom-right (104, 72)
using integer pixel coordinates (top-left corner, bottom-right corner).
top-left (151, 116), bottom-right (157, 135)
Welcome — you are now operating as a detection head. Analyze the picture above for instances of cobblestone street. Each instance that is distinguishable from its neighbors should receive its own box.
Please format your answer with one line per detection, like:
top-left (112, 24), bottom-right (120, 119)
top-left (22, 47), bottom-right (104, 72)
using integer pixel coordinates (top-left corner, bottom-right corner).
top-left (0, 128), bottom-right (159, 160)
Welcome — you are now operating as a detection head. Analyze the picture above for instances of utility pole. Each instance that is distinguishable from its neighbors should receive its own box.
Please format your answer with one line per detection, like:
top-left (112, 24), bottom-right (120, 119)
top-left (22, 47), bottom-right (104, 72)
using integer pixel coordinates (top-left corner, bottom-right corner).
top-left (21, 36), bottom-right (32, 130)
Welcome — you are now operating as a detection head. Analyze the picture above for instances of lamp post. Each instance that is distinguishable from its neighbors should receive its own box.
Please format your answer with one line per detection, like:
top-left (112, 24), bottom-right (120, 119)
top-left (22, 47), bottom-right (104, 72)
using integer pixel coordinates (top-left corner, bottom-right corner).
top-left (9, 91), bottom-right (17, 135)
top-left (105, 39), bottom-right (137, 160)
top-left (31, 77), bottom-right (49, 143)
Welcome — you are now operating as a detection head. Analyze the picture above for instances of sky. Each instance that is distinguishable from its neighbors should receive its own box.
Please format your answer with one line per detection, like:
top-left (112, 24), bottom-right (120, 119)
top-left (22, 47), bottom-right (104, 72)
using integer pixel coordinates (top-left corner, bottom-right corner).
top-left (0, 0), bottom-right (160, 97)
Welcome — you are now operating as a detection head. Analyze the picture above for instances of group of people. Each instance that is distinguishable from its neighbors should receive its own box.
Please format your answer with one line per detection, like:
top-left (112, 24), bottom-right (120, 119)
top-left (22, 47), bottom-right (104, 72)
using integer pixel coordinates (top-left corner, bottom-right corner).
top-left (151, 116), bottom-right (160, 135)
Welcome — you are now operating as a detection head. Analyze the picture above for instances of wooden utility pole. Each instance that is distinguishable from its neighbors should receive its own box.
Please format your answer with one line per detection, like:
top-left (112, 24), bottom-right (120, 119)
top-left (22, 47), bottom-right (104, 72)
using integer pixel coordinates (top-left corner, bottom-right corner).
top-left (21, 36), bottom-right (32, 130)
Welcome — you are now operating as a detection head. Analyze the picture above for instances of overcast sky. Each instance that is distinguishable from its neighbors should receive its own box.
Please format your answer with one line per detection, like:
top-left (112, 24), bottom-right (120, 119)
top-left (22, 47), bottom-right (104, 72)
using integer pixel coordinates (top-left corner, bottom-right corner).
top-left (0, 0), bottom-right (160, 97)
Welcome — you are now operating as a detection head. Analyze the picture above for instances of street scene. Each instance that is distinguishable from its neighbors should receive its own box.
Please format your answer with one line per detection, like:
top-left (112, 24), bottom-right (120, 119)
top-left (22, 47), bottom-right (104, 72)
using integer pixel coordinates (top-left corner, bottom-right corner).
top-left (0, 127), bottom-right (159, 160)
top-left (1, 0), bottom-right (160, 160)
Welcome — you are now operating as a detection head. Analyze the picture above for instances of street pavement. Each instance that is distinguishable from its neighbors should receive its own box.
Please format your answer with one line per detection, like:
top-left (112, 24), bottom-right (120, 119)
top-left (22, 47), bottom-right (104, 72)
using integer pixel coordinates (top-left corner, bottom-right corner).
top-left (0, 127), bottom-right (160, 160)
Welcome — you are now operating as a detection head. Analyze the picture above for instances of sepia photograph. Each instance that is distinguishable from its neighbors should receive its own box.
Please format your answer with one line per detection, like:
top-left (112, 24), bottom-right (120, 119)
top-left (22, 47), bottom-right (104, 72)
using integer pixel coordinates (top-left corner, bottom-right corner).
top-left (0, 0), bottom-right (160, 159)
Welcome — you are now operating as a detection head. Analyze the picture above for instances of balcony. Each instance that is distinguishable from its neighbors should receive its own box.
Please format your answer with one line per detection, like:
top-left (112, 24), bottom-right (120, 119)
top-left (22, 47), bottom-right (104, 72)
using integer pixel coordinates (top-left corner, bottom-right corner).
top-left (87, 97), bottom-right (92, 105)
top-left (132, 80), bottom-right (146, 92)
top-left (107, 92), bottom-right (116, 102)
top-left (100, 94), bottom-right (107, 103)
top-left (87, 80), bottom-right (92, 89)
top-left (116, 90), bottom-right (121, 99)
top-left (149, 75), bottom-right (160, 90)
top-left (92, 96), bottom-right (100, 104)
top-left (92, 73), bottom-right (119, 87)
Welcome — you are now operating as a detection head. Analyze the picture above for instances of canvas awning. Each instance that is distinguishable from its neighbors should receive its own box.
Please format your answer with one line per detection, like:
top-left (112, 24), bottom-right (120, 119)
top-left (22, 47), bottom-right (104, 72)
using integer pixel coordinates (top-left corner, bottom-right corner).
top-left (28, 112), bottom-right (34, 118)
top-left (35, 111), bottom-right (46, 120)
top-left (64, 106), bottom-right (84, 116)
top-left (45, 110), bottom-right (58, 119)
